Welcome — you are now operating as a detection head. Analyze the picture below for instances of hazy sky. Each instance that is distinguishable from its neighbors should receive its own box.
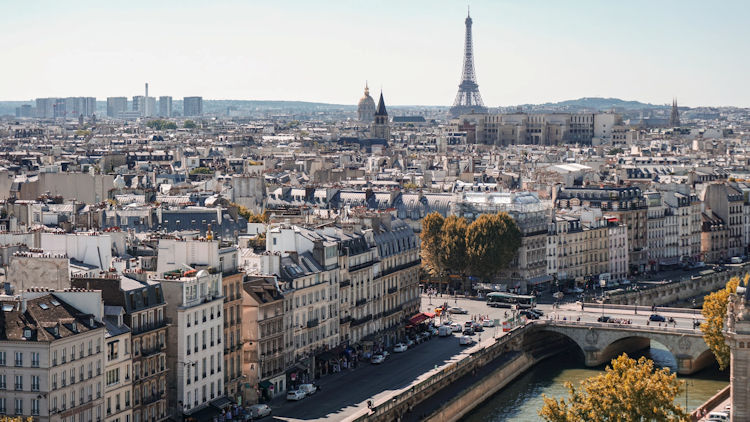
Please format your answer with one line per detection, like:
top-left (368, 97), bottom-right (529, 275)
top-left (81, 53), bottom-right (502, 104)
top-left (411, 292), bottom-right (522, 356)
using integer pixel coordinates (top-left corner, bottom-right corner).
top-left (2, 0), bottom-right (748, 107)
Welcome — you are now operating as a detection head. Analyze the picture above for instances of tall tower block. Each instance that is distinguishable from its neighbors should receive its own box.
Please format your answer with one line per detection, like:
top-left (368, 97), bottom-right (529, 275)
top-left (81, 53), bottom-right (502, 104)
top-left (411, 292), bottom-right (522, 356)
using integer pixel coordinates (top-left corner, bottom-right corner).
top-left (449, 8), bottom-right (488, 117)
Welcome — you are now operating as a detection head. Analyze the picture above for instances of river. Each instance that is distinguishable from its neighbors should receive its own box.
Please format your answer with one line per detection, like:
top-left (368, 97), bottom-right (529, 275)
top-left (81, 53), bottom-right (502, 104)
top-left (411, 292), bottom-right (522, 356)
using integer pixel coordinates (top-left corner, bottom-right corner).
top-left (460, 343), bottom-right (728, 421)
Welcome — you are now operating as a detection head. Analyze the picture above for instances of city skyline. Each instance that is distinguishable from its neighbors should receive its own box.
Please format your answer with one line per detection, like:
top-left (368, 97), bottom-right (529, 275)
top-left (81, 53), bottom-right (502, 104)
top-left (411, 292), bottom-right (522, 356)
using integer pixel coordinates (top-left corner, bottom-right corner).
top-left (2, 0), bottom-right (749, 107)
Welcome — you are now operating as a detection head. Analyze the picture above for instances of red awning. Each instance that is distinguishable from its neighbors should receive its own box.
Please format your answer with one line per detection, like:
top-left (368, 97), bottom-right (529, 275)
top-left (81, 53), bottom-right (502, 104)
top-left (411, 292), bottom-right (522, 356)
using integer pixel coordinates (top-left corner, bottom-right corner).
top-left (409, 313), bottom-right (429, 325)
top-left (423, 312), bottom-right (436, 318)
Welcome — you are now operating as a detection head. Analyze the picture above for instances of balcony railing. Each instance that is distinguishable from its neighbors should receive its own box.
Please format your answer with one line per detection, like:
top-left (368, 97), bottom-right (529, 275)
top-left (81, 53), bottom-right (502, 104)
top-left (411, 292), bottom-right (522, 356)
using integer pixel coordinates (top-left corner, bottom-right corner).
top-left (133, 320), bottom-right (167, 335)
top-left (350, 314), bottom-right (372, 327)
top-left (339, 279), bottom-right (351, 287)
top-left (349, 259), bottom-right (378, 272)
top-left (355, 298), bottom-right (367, 307)
top-left (306, 318), bottom-right (319, 328)
top-left (387, 286), bottom-right (398, 294)
top-left (379, 259), bottom-right (421, 278)
top-left (339, 316), bottom-right (351, 324)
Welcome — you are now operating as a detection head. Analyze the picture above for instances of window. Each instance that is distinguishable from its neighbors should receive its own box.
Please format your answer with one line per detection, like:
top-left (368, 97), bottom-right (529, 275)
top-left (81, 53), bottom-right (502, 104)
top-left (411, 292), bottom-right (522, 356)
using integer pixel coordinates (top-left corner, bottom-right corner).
top-left (106, 368), bottom-right (120, 386)
top-left (0, 351), bottom-right (5, 366)
top-left (31, 352), bottom-right (39, 367)
top-left (108, 341), bottom-right (119, 361)
top-left (31, 375), bottom-right (39, 391)
top-left (15, 374), bottom-right (23, 390)
top-left (14, 398), bottom-right (22, 415)
top-left (14, 351), bottom-right (22, 366)
top-left (31, 399), bottom-right (39, 415)
top-left (0, 374), bottom-right (6, 389)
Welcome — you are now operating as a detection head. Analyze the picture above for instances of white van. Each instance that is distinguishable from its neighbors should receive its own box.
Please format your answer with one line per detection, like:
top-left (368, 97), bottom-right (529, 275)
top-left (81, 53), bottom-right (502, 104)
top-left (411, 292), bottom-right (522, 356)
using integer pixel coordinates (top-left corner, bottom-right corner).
top-left (731, 257), bottom-right (743, 264)
top-left (438, 325), bottom-right (452, 337)
top-left (707, 411), bottom-right (729, 421)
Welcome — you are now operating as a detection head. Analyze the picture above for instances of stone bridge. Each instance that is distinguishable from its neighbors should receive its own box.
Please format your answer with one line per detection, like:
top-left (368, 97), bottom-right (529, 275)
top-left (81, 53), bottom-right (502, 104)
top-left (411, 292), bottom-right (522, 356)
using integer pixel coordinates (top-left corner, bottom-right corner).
top-left (525, 320), bottom-right (714, 375)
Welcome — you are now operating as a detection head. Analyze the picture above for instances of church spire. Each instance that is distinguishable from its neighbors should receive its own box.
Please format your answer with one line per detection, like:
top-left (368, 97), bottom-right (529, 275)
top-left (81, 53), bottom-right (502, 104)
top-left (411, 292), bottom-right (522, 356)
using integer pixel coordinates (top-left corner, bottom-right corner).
top-left (375, 91), bottom-right (387, 117)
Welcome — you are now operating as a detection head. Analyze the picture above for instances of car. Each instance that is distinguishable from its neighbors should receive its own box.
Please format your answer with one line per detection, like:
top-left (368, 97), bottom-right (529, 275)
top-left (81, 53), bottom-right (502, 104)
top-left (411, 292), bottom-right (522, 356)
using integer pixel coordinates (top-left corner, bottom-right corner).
top-left (286, 390), bottom-right (305, 401)
top-left (649, 314), bottom-right (666, 322)
top-left (247, 404), bottom-right (272, 419)
top-left (529, 308), bottom-right (544, 317)
top-left (406, 338), bottom-right (415, 348)
top-left (448, 307), bottom-right (468, 314)
top-left (472, 322), bottom-right (484, 332)
top-left (428, 326), bottom-right (439, 336)
top-left (520, 310), bottom-right (539, 320)
top-left (393, 343), bottom-right (407, 353)
top-left (451, 323), bottom-right (463, 333)
top-left (597, 315), bottom-right (611, 323)
top-left (380, 350), bottom-right (390, 359)
top-left (481, 319), bottom-right (495, 327)
top-left (298, 383), bottom-right (317, 395)
top-left (464, 321), bottom-right (474, 328)
top-left (370, 354), bottom-right (385, 364)
top-left (438, 325), bottom-right (453, 337)
top-left (462, 327), bottom-right (475, 336)
top-left (459, 335), bottom-right (474, 346)
top-left (707, 411), bottom-right (729, 421)
top-left (442, 319), bottom-right (453, 325)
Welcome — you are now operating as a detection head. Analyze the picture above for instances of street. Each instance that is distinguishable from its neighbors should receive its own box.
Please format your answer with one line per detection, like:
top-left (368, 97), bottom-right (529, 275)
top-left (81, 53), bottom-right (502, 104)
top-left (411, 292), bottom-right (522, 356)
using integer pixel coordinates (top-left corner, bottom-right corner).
top-left (265, 294), bottom-right (704, 421)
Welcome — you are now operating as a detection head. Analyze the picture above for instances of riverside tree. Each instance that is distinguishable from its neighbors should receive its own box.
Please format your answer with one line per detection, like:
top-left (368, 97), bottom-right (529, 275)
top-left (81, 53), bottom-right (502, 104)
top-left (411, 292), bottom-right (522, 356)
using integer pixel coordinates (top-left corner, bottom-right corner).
top-left (465, 212), bottom-right (521, 281)
top-left (439, 215), bottom-right (469, 276)
top-left (539, 354), bottom-right (689, 422)
top-left (420, 212), bottom-right (445, 276)
top-left (700, 273), bottom-right (744, 370)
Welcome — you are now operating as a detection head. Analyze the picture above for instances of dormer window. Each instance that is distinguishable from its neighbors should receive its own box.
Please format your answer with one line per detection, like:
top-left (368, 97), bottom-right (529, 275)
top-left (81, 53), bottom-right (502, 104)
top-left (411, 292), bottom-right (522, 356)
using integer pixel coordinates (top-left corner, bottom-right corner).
top-left (71, 322), bottom-right (77, 332)
top-left (23, 328), bottom-right (32, 338)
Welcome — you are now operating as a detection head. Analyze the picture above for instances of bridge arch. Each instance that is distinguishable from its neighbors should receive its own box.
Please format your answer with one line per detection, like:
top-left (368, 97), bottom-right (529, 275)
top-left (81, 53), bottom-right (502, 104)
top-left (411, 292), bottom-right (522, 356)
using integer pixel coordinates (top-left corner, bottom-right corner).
top-left (528, 322), bottom-right (715, 375)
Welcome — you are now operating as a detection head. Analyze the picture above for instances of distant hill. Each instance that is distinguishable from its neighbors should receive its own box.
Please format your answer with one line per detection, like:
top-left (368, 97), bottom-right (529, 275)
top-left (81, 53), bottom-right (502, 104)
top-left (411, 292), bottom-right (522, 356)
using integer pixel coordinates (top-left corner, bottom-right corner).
top-left (540, 97), bottom-right (663, 111)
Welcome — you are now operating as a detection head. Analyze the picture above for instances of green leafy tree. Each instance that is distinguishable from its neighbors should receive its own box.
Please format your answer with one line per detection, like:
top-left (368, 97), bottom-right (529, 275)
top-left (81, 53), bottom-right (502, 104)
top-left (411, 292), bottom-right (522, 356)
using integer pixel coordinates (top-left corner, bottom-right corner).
top-left (147, 119), bottom-right (177, 130)
top-left (183, 119), bottom-right (197, 129)
top-left (189, 167), bottom-right (213, 175)
top-left (420, 212), bottom-right (445, 276)
top-left (540, 354), bottom-right (688, 422)
top-left (701, 274), bottom-right (743, 370)
top-left (465, 212), bottom-right (521, 280)
top-left (439, 215), bottom-right (468, 276)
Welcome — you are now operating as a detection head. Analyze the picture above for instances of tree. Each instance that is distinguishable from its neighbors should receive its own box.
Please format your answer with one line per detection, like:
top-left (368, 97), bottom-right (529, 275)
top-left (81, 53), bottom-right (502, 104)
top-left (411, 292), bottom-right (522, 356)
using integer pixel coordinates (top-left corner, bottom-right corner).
top-left (539, 354), bottom-right (688, 422)
top-left (183, 119), bottom-right (197, 129)
top-left (147, 119), bottom-right (177, 130)
top-left (236, 205), bottom-right (269, 223)
top-left (439, 215), bottom-right (468, 276)
top-left (465, 212), bottom-right (521, 280)
top-left (701, 274), bottom-right (743, 370)
top-left (420, 212), bottom-right (445, 276)
top-left (1, 417), bottom-right (34, 422)
top-left (189, 167), bottom-right (213, 175)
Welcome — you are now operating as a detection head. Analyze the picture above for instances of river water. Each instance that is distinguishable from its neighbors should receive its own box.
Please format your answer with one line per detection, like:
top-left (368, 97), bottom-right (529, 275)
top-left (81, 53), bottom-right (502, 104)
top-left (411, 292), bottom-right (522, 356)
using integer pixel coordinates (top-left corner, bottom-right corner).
top-left (461, 343), bottom-right (728, 422)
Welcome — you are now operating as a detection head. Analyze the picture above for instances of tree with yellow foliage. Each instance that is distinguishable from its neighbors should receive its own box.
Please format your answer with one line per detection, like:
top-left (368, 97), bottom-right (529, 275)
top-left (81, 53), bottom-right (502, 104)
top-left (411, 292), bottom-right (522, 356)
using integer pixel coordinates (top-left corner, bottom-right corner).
top-left (539, 354), bottom-right (688, 422)
top-left (700, 273), bottom-right (744, 370)
top-left (0, 417), bottom-right (34, 422)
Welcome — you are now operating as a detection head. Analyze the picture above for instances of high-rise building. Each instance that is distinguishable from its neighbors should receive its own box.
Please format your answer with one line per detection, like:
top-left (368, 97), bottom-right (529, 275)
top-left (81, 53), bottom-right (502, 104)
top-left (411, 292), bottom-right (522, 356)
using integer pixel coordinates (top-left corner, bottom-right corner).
top-left (107, 97), bottom-right (128, 118)
top-left (159, 96), bottom-right (173, 117)
top-left (450, 9), bottom-right (487, 117)
top-left (183, 97), bottom-right (203, 117)
top-left (15, 104), bottom-right (33, 118)
top-left (145, 97), bottom-right (156, 118)
top-left (132, 96), bottom-right (145, 115)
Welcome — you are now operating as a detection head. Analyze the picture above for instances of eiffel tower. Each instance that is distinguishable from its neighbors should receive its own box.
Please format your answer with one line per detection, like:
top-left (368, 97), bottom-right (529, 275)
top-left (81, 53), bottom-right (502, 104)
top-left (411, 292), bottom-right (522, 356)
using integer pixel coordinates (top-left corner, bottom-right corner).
top-left (450, 8), bottom-right (488, 118)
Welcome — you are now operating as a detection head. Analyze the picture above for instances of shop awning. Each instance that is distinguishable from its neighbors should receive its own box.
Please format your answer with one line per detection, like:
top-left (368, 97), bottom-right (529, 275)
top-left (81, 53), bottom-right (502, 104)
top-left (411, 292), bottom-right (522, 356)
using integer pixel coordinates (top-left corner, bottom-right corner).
top-left (258, 380), bottom-right (272, 389)
top-left (409, 312), bottom-right (430, 325)
top-left (424, 312), bottom-right (435, 318)
top-left (210, 396), bottom-right (233, 410)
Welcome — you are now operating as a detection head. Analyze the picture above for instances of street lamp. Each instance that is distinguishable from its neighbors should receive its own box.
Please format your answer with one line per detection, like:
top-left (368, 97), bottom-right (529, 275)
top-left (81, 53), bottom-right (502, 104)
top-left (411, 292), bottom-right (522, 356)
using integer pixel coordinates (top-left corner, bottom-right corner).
top-left (599, 279), bottom-right (607, 318)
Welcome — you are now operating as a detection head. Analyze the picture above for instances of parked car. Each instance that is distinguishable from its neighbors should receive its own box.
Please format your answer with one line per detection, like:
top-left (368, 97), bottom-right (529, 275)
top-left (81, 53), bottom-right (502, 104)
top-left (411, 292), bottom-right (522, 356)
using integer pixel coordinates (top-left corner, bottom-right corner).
top-left (406, 338), bottom-right (415, 348)
top-left (298, 383), bottom-right (317, 395)
top-left (429, 326), bottom-right (439, 336)
top-left (247, 403), bottom-right (272, 419)
top-left (707, 411), bottom-right (729, 421)
top-left (472, 322), bottom-right (484, 332)
top-left (597, 315), bottom-right (612, 323)
top-left (459, 335), bottom-right (474, 346)
top-left (380, 351), bottom-right (390, 359)
top-left (448, 307), bottom-right (468, 314)
top-left (481, 319), bottom-right (495, 327)
top-left (286, 390), bottom-right (306, 401)
top-left (451, 323), bottom-right (463, 333)
top-left (649, 314), bottom-right (666, 322)
top-left (393, 343), bottom-right (408, 353)
top-left (462, 327), bottom-right (475, 336)
top-left (370, 354), bottom-right (385, 364)
top-left (464, 321), bottom-right (474, 328)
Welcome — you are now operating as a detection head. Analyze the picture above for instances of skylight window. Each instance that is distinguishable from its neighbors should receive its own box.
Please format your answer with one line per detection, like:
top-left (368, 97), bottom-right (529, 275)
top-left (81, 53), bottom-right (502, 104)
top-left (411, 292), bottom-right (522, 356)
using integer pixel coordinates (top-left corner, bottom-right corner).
top-left (50, 299), bottom-right (60, 306)
top-left (39, 303), bottom-right (49, 310)
top-left (2, 304), bottom-right (14, 312)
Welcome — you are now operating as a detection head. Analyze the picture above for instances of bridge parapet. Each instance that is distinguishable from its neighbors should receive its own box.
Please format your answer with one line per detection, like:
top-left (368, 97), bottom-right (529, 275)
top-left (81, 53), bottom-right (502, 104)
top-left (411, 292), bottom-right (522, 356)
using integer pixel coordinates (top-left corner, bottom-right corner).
top-left (528, 320), bottom-right (713, 375)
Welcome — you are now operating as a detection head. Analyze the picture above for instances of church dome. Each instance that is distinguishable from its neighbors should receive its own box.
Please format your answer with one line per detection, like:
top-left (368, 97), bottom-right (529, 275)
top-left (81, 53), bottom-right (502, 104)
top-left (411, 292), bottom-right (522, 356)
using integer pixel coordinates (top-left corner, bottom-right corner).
top-left (357, 83), bottom-right (376, 122)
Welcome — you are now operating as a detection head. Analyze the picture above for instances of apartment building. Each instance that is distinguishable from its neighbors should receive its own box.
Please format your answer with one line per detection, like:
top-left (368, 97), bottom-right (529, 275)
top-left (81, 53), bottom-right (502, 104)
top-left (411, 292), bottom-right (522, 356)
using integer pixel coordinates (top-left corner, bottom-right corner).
top-left (158, 269), bottom-right (225, 419)
top-left (701, 211), bottom-right (729, 263)
top-left (71, 274), bottom-right (169, 422)
top-left (556, 186), bottom-right (647, 274)
top-left (222, 271), bottom-right (244, 404)
top-left (103, 306), bottom-right (133, 422)
top-left (0, 291), bottom-right (106, 422)
top-left (662, 189), bottom-right (702, 264)
top-left (547, 210), bottom-right (609, 287)
top-left (702, 183), bottom-right (745, 259)
top-left (606, 217), bottom-right (629, 282)
top-left (241, 276), bottom-right (285, 404)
